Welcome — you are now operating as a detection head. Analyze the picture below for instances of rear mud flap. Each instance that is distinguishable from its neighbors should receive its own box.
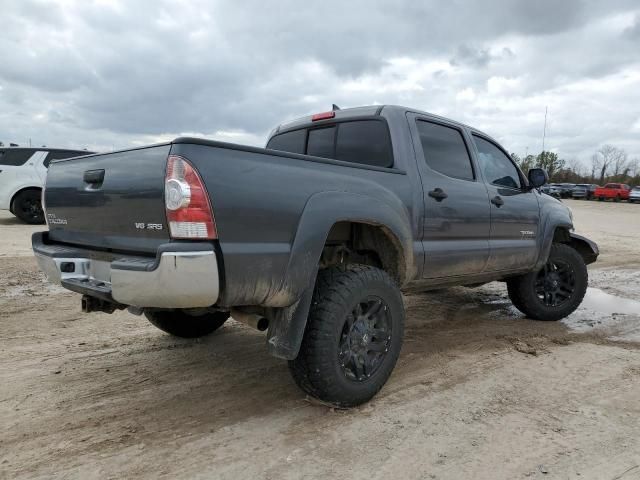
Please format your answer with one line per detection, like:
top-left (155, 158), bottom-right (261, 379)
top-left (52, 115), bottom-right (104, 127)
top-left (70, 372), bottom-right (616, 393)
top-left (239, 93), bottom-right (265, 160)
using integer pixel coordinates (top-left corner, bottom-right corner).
top-left (265, 271), bottom-right (317, 360)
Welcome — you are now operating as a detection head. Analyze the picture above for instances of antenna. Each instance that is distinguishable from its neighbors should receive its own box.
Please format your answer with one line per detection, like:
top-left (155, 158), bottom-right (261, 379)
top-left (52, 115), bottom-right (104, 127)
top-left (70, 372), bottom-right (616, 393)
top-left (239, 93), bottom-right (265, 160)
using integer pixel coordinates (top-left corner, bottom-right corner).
top-left (332, 104), bottom-right (340, 111)
top-left (541, 106), bottom-right (548, 153)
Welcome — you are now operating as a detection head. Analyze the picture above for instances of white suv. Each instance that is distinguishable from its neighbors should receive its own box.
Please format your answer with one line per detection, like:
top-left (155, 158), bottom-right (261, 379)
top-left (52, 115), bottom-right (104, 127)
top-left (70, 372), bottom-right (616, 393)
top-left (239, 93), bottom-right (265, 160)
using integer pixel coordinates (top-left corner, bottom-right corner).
top-left (0, 147), bottom-right (93, 224)
top-left (630, 186), bottom-right (640, 204)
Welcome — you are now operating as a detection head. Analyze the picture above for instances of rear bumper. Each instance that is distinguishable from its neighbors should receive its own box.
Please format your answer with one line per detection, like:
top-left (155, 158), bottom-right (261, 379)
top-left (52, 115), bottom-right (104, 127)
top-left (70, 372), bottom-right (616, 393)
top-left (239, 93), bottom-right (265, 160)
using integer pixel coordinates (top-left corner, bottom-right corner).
top-left (32, 232), bottom-right (219, 308)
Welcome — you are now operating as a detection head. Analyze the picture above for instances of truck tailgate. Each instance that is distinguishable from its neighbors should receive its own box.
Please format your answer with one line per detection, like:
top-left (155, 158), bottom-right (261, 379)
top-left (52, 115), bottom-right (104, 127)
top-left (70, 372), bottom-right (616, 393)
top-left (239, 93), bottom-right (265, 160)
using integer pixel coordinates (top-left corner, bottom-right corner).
top-left (44, 145), bottom-right (171, 253)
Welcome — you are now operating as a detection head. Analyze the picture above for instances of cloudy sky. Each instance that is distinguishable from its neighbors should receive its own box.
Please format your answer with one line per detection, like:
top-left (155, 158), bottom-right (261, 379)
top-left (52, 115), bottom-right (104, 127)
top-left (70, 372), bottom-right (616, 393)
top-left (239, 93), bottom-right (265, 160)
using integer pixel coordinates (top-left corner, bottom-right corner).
top-left (1, 0), bottom-right (639, 167)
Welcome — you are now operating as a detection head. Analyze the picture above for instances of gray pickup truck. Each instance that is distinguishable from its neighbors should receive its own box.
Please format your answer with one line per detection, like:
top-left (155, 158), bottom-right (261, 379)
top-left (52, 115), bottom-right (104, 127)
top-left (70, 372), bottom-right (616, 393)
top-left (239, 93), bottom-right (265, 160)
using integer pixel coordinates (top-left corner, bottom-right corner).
top-left (33, 105), bottom-right (598, 406)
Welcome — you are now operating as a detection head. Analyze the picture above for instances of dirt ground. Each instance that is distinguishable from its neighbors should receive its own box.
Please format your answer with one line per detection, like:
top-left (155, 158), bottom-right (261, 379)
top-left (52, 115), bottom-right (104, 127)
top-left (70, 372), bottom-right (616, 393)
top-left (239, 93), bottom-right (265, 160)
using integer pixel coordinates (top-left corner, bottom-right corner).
top-left (1, 200), bottom-right (639, 480)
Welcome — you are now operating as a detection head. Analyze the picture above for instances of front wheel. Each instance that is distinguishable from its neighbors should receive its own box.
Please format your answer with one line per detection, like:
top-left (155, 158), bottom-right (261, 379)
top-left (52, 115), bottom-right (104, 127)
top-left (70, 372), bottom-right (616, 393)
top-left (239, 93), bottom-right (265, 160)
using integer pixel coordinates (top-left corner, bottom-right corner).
top-left (12, 189), bottom-right (45, 224)
top-left (145, 310), bottom-right (229, 338)
top-left (289, 265), bottom-right (404, 407)
top-left (507, 243), bottom-right (588, 321)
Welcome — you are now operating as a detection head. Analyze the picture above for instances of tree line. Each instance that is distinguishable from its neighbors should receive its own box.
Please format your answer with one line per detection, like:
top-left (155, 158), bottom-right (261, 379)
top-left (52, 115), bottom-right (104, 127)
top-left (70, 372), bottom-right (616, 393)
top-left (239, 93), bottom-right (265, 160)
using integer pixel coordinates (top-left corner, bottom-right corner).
top-left (511, 145), bottom-right (640, 186)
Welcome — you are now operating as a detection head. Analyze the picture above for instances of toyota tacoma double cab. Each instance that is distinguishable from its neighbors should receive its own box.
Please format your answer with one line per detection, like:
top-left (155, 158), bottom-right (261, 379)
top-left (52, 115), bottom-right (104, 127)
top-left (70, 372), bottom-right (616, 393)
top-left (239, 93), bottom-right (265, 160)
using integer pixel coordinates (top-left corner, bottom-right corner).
top-left (33, 105), bottom-right (598, 407)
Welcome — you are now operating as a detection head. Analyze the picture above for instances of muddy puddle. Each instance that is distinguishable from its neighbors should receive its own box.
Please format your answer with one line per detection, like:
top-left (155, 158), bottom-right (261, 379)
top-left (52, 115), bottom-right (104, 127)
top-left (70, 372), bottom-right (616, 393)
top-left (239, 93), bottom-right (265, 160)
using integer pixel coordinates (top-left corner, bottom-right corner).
top-left (580, 287), bottom-right (640, 315)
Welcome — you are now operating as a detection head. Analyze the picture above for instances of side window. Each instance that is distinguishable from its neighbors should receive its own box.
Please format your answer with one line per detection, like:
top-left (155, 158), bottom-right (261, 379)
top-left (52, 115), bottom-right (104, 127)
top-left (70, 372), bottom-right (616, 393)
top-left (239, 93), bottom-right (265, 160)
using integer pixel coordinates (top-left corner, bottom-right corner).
top-left (473, 136), bottom-right (521, 189)
top-left (266, 129), bottom-right (306, 155)
top-left (416, 120), bottom-right (474, 181)
top-left (307, 126), bottom-right (336, 159)
top-left (0, 149), bottom-right (36, 166)
top-left (335, 120), bottom-right (393, 167)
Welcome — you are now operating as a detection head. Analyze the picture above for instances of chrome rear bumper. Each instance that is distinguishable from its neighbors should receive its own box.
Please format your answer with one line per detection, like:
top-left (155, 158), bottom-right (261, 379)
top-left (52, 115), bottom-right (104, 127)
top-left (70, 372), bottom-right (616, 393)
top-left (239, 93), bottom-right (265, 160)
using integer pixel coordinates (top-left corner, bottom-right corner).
top-left (32, 233), bottom-right (219, 308)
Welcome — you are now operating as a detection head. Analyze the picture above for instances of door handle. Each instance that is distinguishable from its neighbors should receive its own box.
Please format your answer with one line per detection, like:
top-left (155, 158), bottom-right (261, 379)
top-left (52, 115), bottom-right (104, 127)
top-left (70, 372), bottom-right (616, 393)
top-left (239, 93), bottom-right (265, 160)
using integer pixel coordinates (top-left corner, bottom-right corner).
top-left (491, 195), bottom-right (504, 207)
top-left (428, 188), bottom-right (448, 202)
top-left (83, 169), bottom-right (105, 184)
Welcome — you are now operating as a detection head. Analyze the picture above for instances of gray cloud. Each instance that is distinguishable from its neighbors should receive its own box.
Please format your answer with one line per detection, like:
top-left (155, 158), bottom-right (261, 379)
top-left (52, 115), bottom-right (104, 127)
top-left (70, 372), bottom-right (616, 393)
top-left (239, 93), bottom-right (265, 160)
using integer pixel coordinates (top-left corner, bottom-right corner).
top-left (0, 0), bottom-right (639, 163)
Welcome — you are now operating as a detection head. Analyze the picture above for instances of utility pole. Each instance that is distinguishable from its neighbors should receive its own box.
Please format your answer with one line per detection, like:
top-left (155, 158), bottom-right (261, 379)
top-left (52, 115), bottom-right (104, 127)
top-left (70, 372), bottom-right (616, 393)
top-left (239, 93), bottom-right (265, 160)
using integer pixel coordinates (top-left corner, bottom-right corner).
top-left (541, 106), bottom-right (548, 154)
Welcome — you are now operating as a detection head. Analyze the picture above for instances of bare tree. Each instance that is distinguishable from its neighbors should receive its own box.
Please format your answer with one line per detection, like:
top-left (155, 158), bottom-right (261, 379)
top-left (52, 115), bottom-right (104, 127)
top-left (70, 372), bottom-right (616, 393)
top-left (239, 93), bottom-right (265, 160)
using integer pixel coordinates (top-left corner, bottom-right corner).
top-left (629, 158), bottom-right (639, 178)
top-left (567, 158), bottom-right (583, 178)
top-left (597, 144), bottom-right (626, 183)
top-left (589, 153), bottom-right (601, 182)
top-left (612, 150), bottom-right (628, 179)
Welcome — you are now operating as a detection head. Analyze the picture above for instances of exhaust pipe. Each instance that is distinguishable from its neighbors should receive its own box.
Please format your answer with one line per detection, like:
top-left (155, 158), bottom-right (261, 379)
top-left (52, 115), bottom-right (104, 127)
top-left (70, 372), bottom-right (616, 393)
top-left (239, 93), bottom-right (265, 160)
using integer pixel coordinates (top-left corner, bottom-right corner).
top-left (230, 309), bottom-right (269, 331)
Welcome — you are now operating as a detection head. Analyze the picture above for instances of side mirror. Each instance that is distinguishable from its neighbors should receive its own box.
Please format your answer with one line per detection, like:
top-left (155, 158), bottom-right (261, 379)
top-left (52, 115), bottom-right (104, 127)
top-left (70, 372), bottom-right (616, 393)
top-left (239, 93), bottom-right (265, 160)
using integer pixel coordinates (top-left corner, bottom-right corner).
top-left (527, 168), bottom-right (548, 189)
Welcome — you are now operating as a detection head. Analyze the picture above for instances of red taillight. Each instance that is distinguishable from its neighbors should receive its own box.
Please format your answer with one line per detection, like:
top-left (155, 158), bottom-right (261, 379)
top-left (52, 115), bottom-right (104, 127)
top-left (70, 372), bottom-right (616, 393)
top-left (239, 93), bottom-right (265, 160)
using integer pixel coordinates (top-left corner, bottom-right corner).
top-left (311, 111), bottom-right (335, 121)
top-left (165, 155), bottom-right (217, 239)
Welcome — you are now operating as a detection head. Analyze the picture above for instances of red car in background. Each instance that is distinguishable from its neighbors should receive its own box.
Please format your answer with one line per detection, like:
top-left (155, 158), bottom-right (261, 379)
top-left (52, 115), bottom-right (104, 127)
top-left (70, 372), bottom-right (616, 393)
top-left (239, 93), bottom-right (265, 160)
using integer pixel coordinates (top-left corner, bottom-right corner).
top-left (594, 183), bottom-right (631, 202)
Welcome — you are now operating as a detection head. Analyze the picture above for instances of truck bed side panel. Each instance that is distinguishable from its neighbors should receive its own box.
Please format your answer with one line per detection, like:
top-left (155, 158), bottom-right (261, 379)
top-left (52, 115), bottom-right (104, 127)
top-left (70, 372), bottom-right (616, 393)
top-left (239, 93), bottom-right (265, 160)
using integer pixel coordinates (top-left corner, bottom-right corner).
top-left (169, 142), bottom-right (417, 308)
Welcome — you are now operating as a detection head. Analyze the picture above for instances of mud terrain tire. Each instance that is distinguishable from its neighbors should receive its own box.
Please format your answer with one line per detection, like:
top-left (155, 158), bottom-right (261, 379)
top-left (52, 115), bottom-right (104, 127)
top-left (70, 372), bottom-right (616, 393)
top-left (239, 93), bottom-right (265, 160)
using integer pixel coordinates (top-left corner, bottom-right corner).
top-left (289, 265), bottom-right (404, 407)
top-left (507, 243), bottom-right (588, 321)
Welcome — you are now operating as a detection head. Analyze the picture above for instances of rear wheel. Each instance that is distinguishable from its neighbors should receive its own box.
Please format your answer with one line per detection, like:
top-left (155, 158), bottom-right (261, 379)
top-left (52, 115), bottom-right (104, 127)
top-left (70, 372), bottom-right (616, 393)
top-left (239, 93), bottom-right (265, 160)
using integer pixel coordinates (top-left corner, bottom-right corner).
top-left (507, 243), bottom-right (587, 321)
top-left (12, 189), bottom-right (45, 224)
top-left (614, 195), bottom-right (621, 202)
top-left (145, 310), bottom-right (229, 338)
top-left (289, 265), bottom-right (404, 407)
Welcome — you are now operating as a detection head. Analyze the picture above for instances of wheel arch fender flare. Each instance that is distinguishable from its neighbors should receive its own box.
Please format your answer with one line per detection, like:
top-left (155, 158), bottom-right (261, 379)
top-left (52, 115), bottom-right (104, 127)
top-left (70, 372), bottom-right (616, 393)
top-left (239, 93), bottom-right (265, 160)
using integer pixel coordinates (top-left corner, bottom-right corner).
top-left (534, 202), bottom-right (573, 271)
top-left (265, 190), bottom-right (414, 360)
top-left (535, 220), bottom-right (599, 269)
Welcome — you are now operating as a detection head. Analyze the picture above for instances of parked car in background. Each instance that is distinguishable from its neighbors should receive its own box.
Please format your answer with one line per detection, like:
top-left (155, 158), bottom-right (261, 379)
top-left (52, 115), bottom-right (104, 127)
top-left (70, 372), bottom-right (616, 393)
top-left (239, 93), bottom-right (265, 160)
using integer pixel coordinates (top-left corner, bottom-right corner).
top-left (594, 183), bottom-right (631, 202)
top-left (629, 186), bottom-right (640, 203)
top-left (556, 183), bottom-right (576, 198)
top-left (540, 184), bottom-right (562, 197)
top-left (572, 184), bottom-right (599, 200)
top-left (0, 147), bottom-right (94, 224)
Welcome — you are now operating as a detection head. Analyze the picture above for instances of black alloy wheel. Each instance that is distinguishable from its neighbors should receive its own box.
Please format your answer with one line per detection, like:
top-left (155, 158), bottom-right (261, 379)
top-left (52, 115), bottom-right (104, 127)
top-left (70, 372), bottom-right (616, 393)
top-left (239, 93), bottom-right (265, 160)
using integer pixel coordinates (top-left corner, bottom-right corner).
top-left (338, 297), bottom-right (392, 382)
top-left (507, 243), bottom-right (588, 321)
top-left (534, 259), bottom-right (576, 307)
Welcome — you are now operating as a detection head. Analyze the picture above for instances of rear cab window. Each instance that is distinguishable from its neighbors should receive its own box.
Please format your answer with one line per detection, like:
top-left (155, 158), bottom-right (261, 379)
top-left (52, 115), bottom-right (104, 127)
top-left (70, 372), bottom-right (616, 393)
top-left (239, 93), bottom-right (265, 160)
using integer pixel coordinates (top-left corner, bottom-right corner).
top-left (266, 119), bottom-right (393, 168)
top-left (265, 129), bottom-right (306, 155)
top-left (307, 126), bottom-right (336, 159)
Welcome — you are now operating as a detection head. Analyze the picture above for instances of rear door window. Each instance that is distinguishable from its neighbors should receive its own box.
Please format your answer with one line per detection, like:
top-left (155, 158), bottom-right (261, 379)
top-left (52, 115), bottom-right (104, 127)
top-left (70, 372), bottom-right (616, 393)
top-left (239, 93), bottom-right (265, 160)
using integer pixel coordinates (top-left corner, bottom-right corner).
top-left (306, 126), bottom-right (336, 159)
top-left (416, 120), bottom-right (474, 180)
top-left (266, 129), bottom-right (306, 155)
top-left (0, 149), bottom-right (36, 166)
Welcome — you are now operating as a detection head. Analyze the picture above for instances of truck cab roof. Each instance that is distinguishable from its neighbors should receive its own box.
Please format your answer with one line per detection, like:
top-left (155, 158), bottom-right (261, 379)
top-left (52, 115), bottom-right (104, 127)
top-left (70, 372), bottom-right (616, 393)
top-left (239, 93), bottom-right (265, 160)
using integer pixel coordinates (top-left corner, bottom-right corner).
top-left (271, 104), bottom-right (496, 143)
